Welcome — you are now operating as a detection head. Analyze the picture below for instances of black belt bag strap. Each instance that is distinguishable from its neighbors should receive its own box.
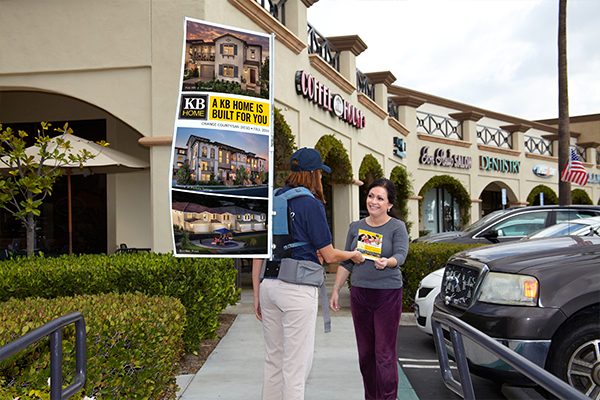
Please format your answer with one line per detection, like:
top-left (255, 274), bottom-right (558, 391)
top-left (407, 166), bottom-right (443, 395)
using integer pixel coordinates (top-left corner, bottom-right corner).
top-left (262, 260), bottom-right (281, 278)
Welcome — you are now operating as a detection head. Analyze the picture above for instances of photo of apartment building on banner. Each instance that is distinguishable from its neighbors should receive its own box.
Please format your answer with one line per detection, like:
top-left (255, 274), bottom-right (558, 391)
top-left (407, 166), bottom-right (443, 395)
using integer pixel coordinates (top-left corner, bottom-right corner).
top-left (169, 18), bottom-right (273, 258)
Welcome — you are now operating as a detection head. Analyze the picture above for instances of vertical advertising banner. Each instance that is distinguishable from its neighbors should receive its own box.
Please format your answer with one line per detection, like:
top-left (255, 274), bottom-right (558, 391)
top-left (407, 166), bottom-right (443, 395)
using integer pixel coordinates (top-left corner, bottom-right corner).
top-left (170, 17), bottom-right (273, 258)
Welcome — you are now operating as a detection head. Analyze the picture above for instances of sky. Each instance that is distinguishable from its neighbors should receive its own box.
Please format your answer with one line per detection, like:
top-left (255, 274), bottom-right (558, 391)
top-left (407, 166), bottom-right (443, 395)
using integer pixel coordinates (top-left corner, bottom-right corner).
top-left (307, 0), bottom-right (600, 121)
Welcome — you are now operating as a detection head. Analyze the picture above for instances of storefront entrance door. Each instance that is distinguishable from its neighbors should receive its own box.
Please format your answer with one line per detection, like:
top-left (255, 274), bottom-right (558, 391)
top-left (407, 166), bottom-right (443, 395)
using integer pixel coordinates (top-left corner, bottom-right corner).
top-left (422, 187), bottom-right (460, 235)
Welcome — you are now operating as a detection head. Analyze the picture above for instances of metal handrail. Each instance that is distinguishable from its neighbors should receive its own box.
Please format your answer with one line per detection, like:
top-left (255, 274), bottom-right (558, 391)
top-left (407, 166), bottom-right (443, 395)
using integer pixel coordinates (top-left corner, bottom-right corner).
top-left (431, 311), bottom-right (587, 400)
top-left (254, 0), bottom-right (287, 25)
top-left (416, 111), bottom-right (463, 140)
top-left (388, 97), bottom-right (399, 120)
top-left (356, 69), bottom-right (375, 100)
top-left (307, 22), bottom-right (340, 71)
top-left (524, 134), bottom-right (553, 156)
top-left (477, 125), bottom-right (513, 149)
top-left (0, 312), bottom-right (87, 400)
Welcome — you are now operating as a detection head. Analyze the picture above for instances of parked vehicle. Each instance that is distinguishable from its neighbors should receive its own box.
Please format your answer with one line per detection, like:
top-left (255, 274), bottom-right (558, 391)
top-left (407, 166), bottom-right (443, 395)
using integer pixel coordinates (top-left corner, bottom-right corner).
top-left (414, 267), bottom-right (445, 335)
top-left (433, 236), bottom-right (600, 397)
top-left (413, 205), bottom-right (600, 244)
top-left (523, 215), bottom-right (600, 240)
top-left (415, 216), bottom-right (600, 336)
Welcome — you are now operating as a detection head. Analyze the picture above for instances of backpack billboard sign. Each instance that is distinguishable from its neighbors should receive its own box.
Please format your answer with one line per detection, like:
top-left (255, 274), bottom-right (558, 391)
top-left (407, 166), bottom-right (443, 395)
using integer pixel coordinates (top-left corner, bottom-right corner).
top-left (169, 17), bottom-right (273, 258)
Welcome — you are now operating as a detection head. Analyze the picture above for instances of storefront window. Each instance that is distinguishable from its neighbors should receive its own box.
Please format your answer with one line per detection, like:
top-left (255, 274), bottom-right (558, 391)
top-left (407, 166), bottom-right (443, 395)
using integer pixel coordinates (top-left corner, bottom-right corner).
top-left (422, 188), bottom-right (460, 234)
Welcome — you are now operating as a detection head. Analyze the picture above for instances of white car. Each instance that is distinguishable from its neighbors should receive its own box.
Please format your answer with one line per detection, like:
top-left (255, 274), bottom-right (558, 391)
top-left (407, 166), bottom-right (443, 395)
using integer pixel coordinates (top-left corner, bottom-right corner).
top-left (414, 216), bottom-right (600, 335)
top-left (414, 267), bottom-right (445, 335)
top-left (522, 215), bottom-right (600, 239)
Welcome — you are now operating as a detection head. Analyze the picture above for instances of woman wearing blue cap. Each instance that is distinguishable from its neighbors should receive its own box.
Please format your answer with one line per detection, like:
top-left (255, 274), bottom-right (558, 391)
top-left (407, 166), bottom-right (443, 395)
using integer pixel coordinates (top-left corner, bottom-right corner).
top-left (252, 147), bottom-right (364, 400)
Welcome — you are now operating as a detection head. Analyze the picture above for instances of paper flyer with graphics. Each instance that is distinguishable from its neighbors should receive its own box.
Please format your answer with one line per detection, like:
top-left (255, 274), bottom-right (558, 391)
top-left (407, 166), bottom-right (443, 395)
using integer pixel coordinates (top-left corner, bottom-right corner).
top-left (169, 17), bottom-right (274, 258)
top-left (357, 229), bottom-right (382, 260)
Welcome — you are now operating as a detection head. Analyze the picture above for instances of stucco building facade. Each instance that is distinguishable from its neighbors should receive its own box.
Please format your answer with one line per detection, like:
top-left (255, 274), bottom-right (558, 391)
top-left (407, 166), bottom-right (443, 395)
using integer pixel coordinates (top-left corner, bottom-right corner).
top-left (1, 0), bottom-right (598, 254)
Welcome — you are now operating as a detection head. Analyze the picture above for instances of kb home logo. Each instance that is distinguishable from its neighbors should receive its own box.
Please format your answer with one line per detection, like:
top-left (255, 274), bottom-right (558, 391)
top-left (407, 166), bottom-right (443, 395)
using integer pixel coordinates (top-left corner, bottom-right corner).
top-left (179, 94), bottom-right (208, 120)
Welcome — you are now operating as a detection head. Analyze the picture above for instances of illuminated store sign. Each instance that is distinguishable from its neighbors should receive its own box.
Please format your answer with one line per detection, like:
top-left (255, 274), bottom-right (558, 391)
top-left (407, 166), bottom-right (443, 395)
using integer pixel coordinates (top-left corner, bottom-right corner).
top-left (393, 137), bottom-right (406, 158)
top-left (295, 70), bottom-right (365, 129)
top-left (532, 164), bottom-right (556, 178)
top-left (419, 146), bottom-right (472, 169)
top-left (480, 155), bottom-right (520, 174)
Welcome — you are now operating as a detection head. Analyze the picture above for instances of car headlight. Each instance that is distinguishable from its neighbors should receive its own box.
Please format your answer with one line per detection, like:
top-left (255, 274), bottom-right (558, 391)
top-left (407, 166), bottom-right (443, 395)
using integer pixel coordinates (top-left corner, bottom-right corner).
top-left (478, 272), bottom-right (538, 306)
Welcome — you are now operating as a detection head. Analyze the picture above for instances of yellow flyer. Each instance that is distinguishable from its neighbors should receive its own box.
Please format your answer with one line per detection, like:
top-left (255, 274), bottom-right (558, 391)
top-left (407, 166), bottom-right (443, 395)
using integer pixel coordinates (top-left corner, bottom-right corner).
top-left (357, 229), bottom-right (382, 260)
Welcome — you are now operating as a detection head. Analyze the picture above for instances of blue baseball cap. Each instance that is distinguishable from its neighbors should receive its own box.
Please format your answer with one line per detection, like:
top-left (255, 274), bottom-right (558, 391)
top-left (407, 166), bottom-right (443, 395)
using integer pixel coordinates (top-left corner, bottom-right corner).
top-left (290, 147), bottom-right (331, 173)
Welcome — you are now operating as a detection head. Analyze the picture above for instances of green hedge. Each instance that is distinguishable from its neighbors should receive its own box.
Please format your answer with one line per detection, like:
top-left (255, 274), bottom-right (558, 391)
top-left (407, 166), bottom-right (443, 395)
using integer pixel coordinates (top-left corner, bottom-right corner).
top-left (1, 293), bottom-right (185, 399)
top-left (0, 253), bottom-right (239, 352)
top-left (401, 243), bottom-right (484, 309)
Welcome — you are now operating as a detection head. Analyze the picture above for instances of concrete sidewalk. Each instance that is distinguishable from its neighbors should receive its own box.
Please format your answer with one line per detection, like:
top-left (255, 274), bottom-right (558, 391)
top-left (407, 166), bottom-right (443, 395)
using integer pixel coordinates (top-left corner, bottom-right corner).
top-left (176, 273), bottom-right (418, 400)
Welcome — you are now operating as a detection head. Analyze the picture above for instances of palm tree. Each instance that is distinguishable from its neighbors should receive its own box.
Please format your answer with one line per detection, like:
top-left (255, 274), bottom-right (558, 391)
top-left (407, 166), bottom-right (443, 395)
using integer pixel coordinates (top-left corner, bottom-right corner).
top-left (558, 0), bottom-right (571, 205)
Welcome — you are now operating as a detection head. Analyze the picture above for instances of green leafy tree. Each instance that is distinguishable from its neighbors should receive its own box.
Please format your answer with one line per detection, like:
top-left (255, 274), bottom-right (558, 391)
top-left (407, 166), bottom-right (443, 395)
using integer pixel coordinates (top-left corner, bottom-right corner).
top-left (176, 161), bottom-right (192, 185)
top-left (208, 173), bottom-right (219, 186)
top-left (571, 188), bottom-right (593, 205)
top-left (0, 122), bottom-right (105, 257)
top-left (234, 166), bottom-right (249, 185)
top-left (260, 57), bottom-right (270, 83)
top-left (527, 185), bottom-right (558, 205)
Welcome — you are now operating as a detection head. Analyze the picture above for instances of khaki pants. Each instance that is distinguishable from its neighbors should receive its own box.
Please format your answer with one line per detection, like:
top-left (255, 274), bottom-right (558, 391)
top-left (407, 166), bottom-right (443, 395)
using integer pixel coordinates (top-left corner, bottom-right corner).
top-left (259, 278), bottom-right (318, 400)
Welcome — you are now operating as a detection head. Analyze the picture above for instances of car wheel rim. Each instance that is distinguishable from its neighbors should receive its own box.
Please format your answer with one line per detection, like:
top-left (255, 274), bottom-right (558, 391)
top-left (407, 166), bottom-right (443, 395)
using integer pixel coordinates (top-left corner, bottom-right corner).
top-left (567, 339), bottom-right (600, 398)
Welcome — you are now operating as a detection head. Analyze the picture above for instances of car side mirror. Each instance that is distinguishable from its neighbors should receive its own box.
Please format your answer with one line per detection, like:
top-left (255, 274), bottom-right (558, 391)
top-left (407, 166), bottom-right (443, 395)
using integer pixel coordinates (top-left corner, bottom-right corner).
top-left (481, 229), bottom-right (500, 244)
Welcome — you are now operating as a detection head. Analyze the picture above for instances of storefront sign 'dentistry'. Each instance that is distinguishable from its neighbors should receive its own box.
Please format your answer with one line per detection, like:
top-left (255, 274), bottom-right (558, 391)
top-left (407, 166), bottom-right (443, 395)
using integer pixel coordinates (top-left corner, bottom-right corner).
top-left (295, 70), bottom-right (365, 129)
top-left (419, 146), bottom-right (472, 169)
top-left (480, 155), bottom-right (520, 174)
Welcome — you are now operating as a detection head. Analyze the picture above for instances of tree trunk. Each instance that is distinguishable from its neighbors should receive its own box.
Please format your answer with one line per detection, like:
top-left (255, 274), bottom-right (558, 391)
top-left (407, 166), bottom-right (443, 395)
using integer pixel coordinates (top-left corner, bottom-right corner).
top-left (26, 211), bottom-right (35, 258)
top-left (558, 0), bottom-right (571, 205)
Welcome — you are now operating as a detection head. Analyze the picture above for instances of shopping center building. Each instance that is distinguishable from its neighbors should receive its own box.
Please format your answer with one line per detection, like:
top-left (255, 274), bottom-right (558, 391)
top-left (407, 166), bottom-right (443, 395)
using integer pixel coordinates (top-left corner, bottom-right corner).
top-left (1, 0), bottom-right (598, 254)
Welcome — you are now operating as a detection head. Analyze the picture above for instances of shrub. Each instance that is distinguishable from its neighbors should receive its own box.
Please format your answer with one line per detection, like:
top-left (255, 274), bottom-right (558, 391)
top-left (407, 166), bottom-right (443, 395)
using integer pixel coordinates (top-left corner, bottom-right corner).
top-left (0, 293), bottom-right (185, 399)
top-left (0, 253), bottom-right (239, 352)
top-left (572, 188), bottom-right (593, 205)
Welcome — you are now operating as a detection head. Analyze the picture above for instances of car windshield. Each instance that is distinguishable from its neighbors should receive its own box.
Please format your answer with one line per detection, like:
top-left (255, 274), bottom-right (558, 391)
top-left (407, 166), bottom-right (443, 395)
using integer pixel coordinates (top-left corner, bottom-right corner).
top-left (463, 209), bottom-right (509, 234)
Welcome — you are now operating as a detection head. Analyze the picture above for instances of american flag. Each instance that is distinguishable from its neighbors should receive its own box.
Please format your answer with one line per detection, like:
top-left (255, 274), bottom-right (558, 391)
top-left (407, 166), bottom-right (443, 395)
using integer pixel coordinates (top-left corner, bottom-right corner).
top-left (561, 148), bottom-right (588, 186)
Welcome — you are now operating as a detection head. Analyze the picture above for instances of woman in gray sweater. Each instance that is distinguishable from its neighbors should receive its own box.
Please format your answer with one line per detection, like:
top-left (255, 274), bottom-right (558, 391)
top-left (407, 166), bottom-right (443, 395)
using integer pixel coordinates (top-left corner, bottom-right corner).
top-left (329, 178), bottom-right (409, 400)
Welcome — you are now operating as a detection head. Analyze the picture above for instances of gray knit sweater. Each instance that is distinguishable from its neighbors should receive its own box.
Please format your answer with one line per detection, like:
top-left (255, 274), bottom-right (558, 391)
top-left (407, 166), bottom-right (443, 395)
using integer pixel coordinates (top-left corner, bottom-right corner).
top-left (338, 218), bottom-right (409, 289)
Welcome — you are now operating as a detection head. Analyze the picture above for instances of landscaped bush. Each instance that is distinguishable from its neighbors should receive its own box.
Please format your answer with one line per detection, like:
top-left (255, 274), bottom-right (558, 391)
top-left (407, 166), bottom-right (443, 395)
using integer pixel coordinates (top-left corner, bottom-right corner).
top-left (0, 293), bottom-right (185, 399)
top-left (401, 242), bottom-right (485, 309)
top-left (0, 253), bottom-right (239, 352)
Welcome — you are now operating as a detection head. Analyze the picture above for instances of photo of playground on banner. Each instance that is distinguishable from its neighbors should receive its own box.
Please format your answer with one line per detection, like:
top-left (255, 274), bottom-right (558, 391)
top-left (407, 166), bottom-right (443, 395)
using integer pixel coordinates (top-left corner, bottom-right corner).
top-left (171, 188), bottom-right (268, 257)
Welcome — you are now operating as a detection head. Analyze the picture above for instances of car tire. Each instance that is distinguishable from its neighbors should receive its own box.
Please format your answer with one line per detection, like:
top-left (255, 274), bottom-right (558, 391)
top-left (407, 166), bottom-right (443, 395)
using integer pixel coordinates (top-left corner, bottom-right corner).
top-left (546, 314), bottom-right (600, 398)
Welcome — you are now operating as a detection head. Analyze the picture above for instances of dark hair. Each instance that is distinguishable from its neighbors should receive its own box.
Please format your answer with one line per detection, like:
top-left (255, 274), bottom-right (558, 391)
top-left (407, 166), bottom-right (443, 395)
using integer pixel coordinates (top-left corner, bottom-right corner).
top-left (367, 178), bottom-right (399, 219)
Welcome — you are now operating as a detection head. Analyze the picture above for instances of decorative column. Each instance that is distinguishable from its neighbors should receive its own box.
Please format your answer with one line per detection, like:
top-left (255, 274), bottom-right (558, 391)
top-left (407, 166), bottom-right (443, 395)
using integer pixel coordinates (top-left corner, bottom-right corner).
top-left (577, 141), bottom-right (600, 167)
top-left (139, 136), bottom-right (173, 253)
top-left (365, 71), bottom-right (396, 112)
top-left (327, 35), bottom-right (367, 87)
top-left (408, 195), bottom-right (422, 240)
top-left (470, 198), bottom-right (483, 226)
top-left (390, 95), bottom-right (426, 133)
top-left (449, 111), bottom-right (484, 144)
top-left (500, 123), bottom-right (531, 153)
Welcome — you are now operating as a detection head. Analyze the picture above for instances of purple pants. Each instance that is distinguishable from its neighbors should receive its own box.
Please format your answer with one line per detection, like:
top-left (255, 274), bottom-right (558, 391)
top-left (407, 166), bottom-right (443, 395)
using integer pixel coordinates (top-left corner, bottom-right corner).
top-left (351, 286), bottom-right (403, 400)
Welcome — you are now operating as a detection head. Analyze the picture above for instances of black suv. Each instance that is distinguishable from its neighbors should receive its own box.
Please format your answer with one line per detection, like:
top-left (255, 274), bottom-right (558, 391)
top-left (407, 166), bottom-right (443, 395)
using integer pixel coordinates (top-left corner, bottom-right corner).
top-left (413, 205), bottom-right (600, 244)
top-left (434, 236), bottom-right (600, 396)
